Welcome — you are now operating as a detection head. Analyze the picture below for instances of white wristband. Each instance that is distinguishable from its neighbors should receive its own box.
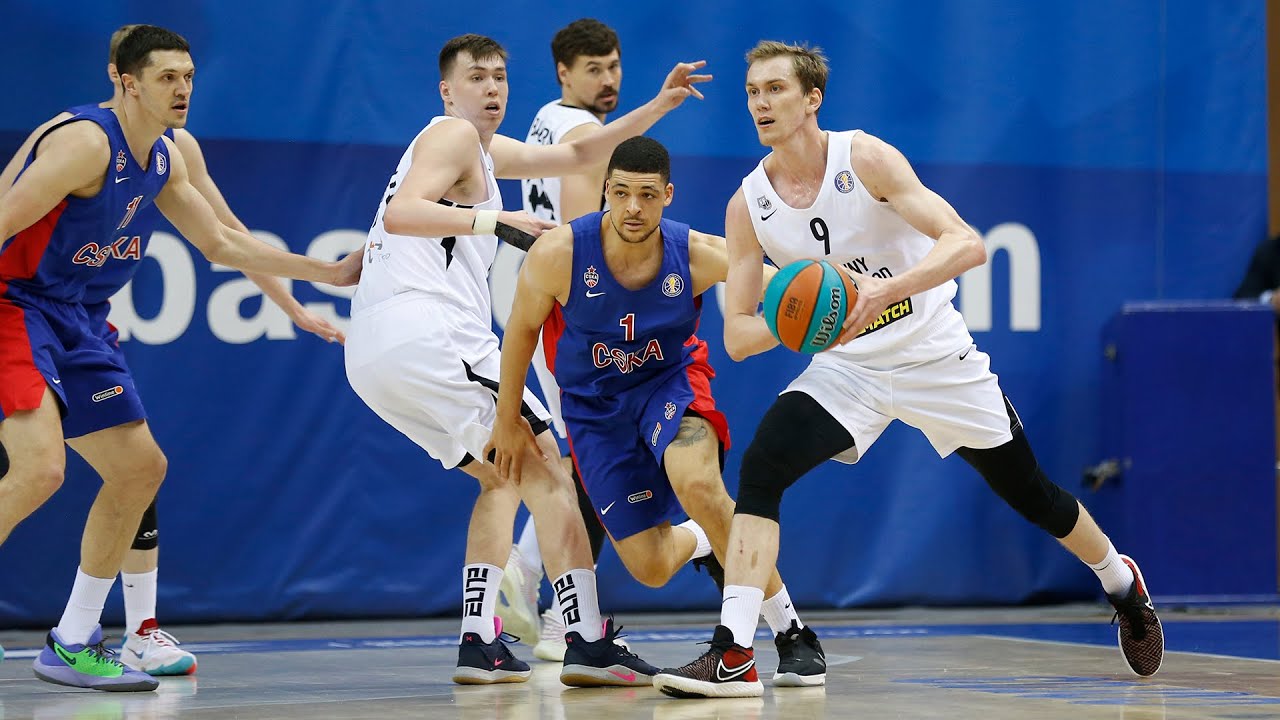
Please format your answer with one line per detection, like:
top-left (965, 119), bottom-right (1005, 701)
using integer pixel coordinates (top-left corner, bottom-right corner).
top-left (472, 210), bottom-right (499, 235)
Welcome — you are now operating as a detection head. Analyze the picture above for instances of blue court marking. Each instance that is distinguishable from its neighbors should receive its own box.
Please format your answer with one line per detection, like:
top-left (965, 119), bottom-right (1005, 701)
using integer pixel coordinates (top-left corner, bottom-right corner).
top-left (3, 619), bottom-right (1277, 662)
top-left (895, 676), bottom-right (1280, 707)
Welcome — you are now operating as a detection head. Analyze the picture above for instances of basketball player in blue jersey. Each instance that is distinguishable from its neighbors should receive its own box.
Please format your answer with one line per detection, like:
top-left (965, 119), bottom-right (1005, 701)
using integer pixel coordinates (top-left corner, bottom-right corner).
top-left (486, 137), bottom-right (827, 690)
top-left (346, 34), bottom-right (709, 687)
top-left (657, 41), bottom-right (1163, 699)
top-left (498, 18), bottom-right (625, 661)
top-left (0, 25), bottom-right (361, 692)
top-left (0, 24), bottom-right (347, 679)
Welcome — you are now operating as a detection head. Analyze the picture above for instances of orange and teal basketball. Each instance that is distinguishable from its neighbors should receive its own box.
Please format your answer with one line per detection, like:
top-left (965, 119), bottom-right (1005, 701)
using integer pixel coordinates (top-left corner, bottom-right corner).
top-left (763, 259), bottom-right (859, 354)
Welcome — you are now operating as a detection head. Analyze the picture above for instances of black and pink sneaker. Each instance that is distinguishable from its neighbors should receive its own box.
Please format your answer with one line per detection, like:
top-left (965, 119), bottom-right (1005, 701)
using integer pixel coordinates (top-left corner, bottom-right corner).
top-left (560, 618), bottom-right (658, 687)
top-left (452, 618), bottom-right (531, 685)
top-left (1108, 555), bottom-right (1164, 677)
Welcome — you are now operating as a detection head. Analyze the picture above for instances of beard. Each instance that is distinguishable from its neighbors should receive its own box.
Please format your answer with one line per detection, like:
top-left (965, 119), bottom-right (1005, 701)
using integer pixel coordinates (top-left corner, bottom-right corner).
top-left (589, 91), bottom-right (619, 115)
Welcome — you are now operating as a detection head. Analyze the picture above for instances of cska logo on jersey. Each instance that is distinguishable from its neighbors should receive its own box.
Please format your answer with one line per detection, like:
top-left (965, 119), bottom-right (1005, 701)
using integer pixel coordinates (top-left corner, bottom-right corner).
top-left (117, 196), bottom-right (144, 230)
top-left (584, 265), bottom-right (600, 288)
top-left (664, 402), bottom-right (678, 420)
top-left (73, 235), bottom-right (143, 267)
top-left (155, 151), bottom-right (167, 176)
top-left (593, 339), bottom-right (665, 374)
top-left (115, 150), bottom-right (127, 172)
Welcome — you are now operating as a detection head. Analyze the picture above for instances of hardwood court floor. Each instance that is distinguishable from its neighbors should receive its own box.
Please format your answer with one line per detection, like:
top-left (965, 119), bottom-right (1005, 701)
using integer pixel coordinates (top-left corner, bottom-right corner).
top-left (1, 605), bottom-right (1277, 719)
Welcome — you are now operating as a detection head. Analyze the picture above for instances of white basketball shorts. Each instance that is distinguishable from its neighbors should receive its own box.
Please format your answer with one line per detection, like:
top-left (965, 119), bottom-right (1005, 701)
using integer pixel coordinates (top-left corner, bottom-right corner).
top-left (345, 292), bottom-right (551, 470)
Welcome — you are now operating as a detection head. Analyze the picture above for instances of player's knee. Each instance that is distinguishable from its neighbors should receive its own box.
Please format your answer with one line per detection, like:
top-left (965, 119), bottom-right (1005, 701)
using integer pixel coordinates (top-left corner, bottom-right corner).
top-left (735, 440), bottom-right (800, 522)
top-left (25, 461), bottom-right (65, 502)
top-left (958, 432), bottom-right (1081, 539)
top-left (616, 538), bottom-right (675, 588)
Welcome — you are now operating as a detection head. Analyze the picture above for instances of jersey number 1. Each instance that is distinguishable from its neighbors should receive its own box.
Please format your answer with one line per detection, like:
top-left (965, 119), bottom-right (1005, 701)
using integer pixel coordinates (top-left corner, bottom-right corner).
top-left (619, 313), bottom-right (635, 341)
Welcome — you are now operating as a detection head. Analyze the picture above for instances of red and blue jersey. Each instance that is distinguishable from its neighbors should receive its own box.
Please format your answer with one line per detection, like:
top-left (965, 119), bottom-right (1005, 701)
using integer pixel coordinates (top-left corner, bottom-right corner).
top-left (0, 105), bottom-right (172, 304)
top-left (544, 211), bottom-right (704, 399)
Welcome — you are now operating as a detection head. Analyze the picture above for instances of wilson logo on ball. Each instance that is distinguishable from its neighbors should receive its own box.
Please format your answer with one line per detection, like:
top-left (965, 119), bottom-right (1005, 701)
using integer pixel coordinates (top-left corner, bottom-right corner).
top-left (763, 259), bottom-right (859, 354)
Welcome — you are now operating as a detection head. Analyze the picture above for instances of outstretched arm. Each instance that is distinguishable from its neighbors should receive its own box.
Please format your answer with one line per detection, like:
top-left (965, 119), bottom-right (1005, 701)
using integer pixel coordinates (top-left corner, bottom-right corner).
top-left (491, 61), bottom-right (711, 180)
top-left (484, 227), bottom-right (573, 480)
top-left (837, 133), bottom-right (985, 343)
top-left (722, 190), bottom-right (781, 361)
top-left (174, 129), bottom-right (345, 342)
top-left (155, 138), bottom-right (355, 285)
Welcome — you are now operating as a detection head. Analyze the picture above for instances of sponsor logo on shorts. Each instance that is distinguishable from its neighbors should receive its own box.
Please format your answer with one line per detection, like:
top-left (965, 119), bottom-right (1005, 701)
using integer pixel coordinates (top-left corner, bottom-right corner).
top-left (651, 422), bottom-right (661, 446)
top-left (662, 273), bottom-right (684, 298)
top-left (627, 490), bottom-right (653, 504)
top-left (92, 386), bottom-right (125, 403)
top-left (663, 401), bottom-right (678, 420)
top-left (857, 297), bottom-right (914, 338)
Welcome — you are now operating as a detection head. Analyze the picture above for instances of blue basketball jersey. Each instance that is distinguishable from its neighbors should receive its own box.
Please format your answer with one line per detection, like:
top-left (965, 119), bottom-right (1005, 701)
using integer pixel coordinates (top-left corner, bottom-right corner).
top-left (546, 212), bottom-right (702, 398)
top-left (0, 105), bottom-right (172, 304)
top-left (64, 104), bottom-right (176, 305)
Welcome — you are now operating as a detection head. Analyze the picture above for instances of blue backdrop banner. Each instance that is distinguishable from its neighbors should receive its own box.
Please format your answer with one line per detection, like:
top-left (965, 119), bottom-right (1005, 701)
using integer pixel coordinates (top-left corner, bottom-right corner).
top-left (0, 0), bottom-right (1267, 625)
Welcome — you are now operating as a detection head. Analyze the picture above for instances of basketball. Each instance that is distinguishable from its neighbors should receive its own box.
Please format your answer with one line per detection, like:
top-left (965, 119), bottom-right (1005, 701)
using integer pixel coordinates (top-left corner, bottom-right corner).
top-left (763, 259), bottom-right (859, 354)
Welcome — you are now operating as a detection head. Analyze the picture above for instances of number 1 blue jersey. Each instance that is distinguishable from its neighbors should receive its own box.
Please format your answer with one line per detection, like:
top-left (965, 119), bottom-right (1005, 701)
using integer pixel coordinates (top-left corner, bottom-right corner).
top-left (0, 105), bottom-right (171, 304)
top-left (544, 212), bottom-right (702, 399)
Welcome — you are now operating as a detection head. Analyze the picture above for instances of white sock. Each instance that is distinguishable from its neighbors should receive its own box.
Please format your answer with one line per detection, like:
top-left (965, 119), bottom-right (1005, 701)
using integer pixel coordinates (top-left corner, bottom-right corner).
top-left (1087, 542), bottom-right (1135, 596)
top-left (55, 568), bottom-right (115, 646)
top-left (760, 585), bottom-right (802, 635)
top-left (721, 585), bottom-right (765, 648)
top-left (514, 517), bottom-right (542, 576)
top-left (676, 519), bottom-right (712, 562)
top-left (459, 563), bottom-right (503, 642)
top-left (121, 568), bottom-right (159, 635)
top-left (552, 569), bottom-right (603, 642)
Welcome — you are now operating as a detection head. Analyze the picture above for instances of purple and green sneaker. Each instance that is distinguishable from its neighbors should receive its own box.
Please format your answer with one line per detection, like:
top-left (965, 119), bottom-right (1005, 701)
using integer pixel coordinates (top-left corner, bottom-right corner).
top-left (33, 625), bottom-right (158, 692)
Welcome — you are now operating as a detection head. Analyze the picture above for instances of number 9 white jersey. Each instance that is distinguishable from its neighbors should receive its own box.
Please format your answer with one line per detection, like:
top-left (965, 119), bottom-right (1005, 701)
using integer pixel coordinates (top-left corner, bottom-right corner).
top-left (741, 129), bottom-right (971, 367)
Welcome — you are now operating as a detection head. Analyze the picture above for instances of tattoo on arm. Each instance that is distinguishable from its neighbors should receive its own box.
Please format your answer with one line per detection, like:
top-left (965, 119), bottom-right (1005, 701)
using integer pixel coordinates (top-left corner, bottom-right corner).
top-left (672, 417), bottom-right (710, 447)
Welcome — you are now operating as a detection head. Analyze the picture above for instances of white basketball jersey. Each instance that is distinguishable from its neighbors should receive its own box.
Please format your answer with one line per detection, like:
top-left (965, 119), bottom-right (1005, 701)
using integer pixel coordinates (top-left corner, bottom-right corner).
top-left (353, 116), bottom-right (501, 323)
top-left (521, 100), bottom-right (603, 222)
top-left (741, 130), bottom-right (968, 365)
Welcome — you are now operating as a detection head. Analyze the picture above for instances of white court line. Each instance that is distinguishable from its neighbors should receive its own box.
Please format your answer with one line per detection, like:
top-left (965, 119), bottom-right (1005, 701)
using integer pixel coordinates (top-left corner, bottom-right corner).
top-left (974, 633), bottom-right (1280, 664)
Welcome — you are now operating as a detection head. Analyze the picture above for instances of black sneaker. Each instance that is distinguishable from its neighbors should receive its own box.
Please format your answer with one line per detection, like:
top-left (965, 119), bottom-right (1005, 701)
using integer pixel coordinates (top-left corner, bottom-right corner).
top-left (560, 618), bottom-right (659, 687)
top-left (654, 625), bottom-right (763, 699)
top-left (1107, 555), bottom-right (1164, 677)
top-left (691, 554), bottom-right (725, 592)
top-left (452, 618), bottom-right (531, 685)
top-left (772, 620), bottom-right (826, 686)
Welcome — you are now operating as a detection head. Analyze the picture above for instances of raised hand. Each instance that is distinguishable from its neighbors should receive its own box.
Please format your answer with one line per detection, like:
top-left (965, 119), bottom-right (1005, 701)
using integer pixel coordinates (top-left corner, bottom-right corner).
top-left (653, 60), bottom-right (713, 112)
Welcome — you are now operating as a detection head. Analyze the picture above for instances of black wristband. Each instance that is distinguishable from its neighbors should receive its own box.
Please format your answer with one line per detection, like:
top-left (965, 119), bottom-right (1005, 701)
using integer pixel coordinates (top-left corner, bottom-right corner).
top-left (495, 222), bottom-right (537, 251)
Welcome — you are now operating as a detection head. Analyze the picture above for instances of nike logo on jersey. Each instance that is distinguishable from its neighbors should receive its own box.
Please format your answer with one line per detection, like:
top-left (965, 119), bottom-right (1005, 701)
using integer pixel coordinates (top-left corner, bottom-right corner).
top-left (715, 657), bottom-right (756, 682)
top-left (114, 176), bottom-right (129, 183)
top-left (586, 290), bottom-right (606, 298)
top-left (600, 501), bottom-right (616, 515)
top-left (760, 209), bottom-right (778, 221)
top-left (959, 346), bottom-right (973, 360)
top-left (51, 378), bottom-right (61, 385)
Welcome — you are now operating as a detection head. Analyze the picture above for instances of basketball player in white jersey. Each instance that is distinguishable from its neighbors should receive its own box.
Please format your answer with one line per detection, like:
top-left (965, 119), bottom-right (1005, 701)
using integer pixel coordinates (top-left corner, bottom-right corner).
top-left (496, 18), bottom-right (640, 662)
top-left (344, 34), bottom-right (709, 687)
top-left (656, 41), bottom-right (1163, 699)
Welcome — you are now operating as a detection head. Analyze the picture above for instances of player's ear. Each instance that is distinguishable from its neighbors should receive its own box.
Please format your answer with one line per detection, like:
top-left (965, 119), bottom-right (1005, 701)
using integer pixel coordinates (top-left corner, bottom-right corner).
top-left (439, 80), bottom-right (451, 105)
top-left (808, 87), bottom-right (823, 116)
top-left (664, 183), bottom-right (674, 207)
top-left (107, 63), bottom-right (119, 85)
top-left (556, 61), bottom-right (570, 87)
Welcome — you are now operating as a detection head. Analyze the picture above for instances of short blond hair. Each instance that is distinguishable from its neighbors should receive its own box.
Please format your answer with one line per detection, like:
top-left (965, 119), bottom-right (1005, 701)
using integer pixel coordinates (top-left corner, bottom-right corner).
top-left (745, 40), bottom-right (828, 96)
top-left (108, 24), bottom-right (144, 65)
